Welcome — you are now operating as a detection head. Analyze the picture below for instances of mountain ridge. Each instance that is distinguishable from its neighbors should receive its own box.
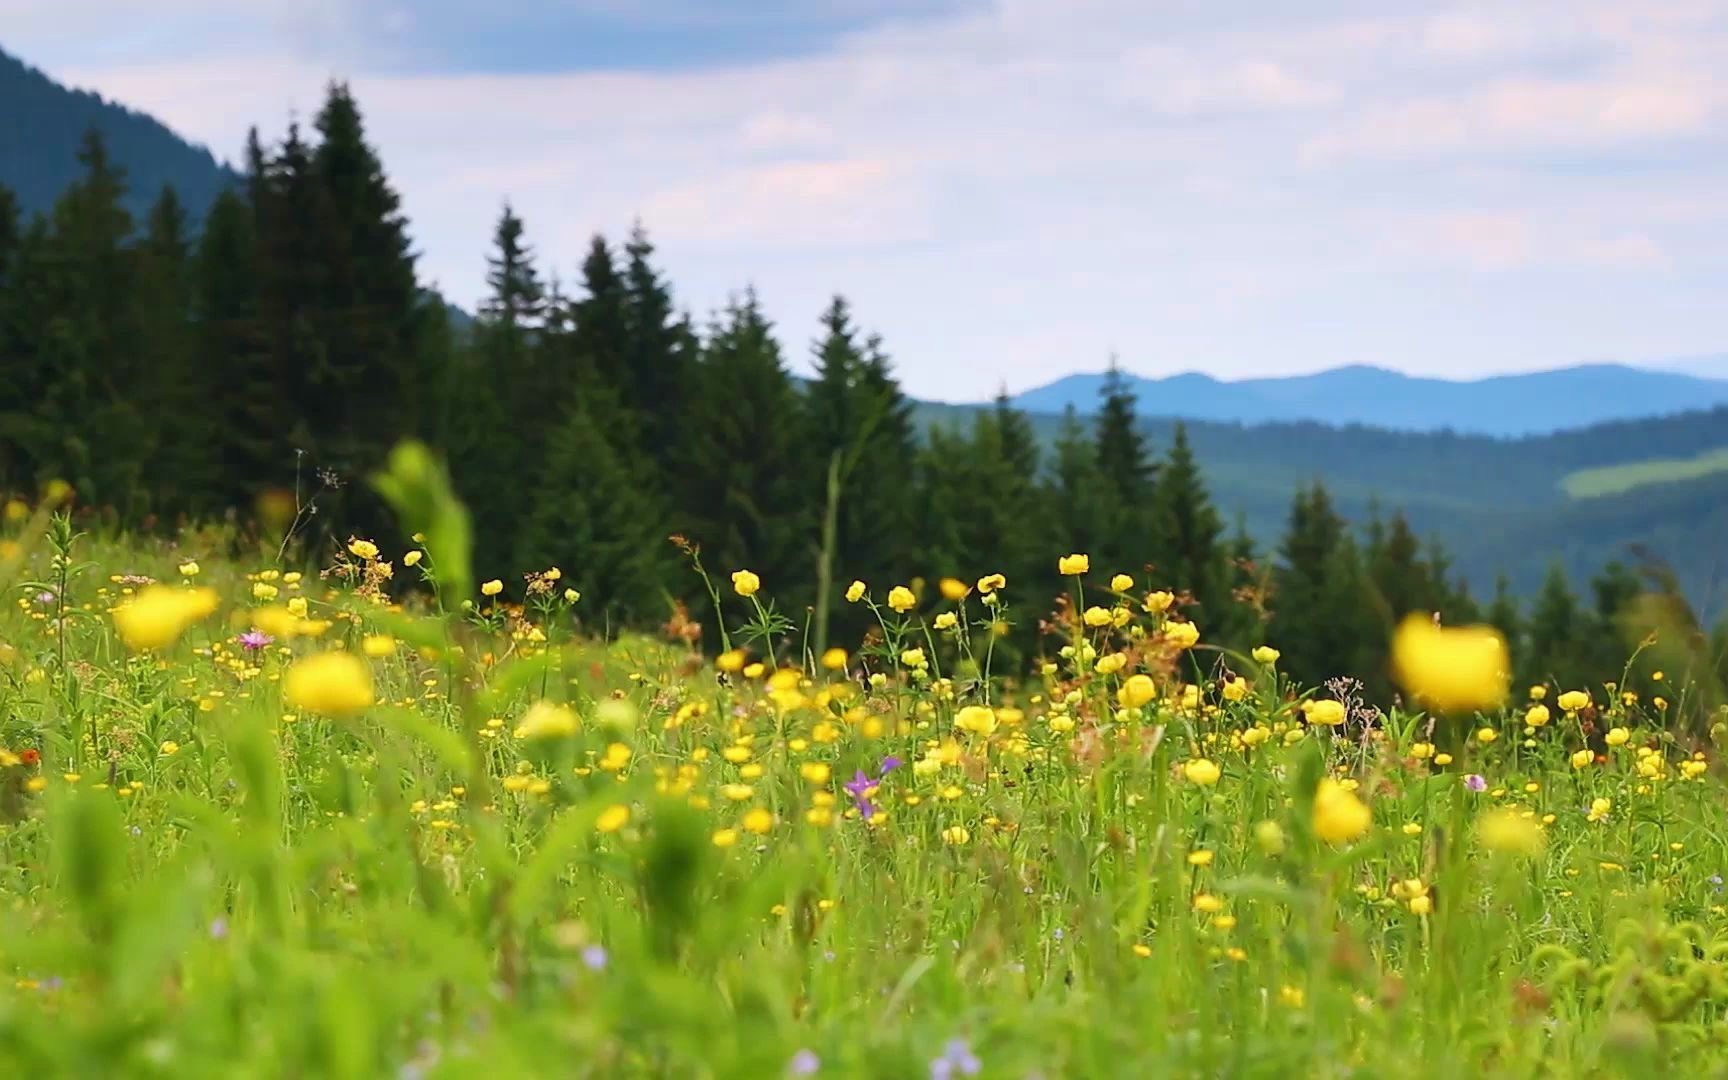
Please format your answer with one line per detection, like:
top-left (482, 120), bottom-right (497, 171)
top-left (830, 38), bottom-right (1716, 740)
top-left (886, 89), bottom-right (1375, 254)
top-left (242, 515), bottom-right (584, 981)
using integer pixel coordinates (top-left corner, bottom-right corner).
top-left (1005, 362), bottom-right (1728, 437)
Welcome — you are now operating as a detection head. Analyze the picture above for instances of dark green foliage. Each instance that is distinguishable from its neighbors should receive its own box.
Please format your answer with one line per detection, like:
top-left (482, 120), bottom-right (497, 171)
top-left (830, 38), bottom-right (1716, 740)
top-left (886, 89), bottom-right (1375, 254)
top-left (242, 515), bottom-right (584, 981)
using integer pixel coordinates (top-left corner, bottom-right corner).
top-left (1092, 363), bottom-right (1156, 573)
top-left (1267, 483), bottom-right (1381, 693)
top-left (1146, 423), bottom-right (1232, 641)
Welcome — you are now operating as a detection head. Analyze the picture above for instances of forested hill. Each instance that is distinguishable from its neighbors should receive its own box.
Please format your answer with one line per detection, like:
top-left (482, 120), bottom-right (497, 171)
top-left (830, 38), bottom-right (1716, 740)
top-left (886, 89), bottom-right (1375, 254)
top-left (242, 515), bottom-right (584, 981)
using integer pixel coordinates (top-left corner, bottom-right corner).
top-left (0, 46), bottom-right (237, 220)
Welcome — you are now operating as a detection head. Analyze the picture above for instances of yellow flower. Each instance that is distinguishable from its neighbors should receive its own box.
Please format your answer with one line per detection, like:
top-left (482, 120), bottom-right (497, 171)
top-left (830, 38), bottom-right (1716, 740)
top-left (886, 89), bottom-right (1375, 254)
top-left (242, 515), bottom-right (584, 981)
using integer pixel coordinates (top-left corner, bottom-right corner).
top-left (1390, 614), bottom-right (1510, 713)
top-left (887, 585), bottom-right (916, 613)
top-left (1302, 699), bottom-right (1347, 726)
top-left (742, 807), bottom-right (774, 835)
top-left (347, 537), bottom-right (379, 560)
top-left (717, 649), bottom-right (747, 674)
top-left (730, 569), bottom-right (761, 597)
top-left (1164, 622), bottom-right (1199, 650)
top-left (976, 573), bottom-right (1005, 595)
top-left (1191, 893), bottom-right (1224, 913)
top-left (1110, 573), bottom-right (1134, 592)
top-left (1557, 690), bottom-right (1590, 712)
top-left (900, 648), bottom-right (927, 668)
top-left (1587, 797), bottom-right (1612, 823)
top-left (743, 662), bottom-right (766, 679)
top-left (934, 612), bottom-right (958, 631)
top-left (1143, 590), bottom-right (1174, 614)
top-left (286, 596), bottom-right (308, 617)
top-left (1476, 727), bottom-right (1497, 744)
top-left (1058, 553), bottom-right (1090, 576)
top-left (1605, 726), bottom-right (1630, 747)
top-left (845, 580), bottom-right (867, 603)
top-left (177, 560), bottom-right (200, 577)
top-left (955, 705), bottom-right (998, 737)
top-left (1409, 895), bottom-right (1433, 916)
top-left (939, 577), bottom-right (970, 602)
top-left (942, 825), bottom-right (971, 845)
top-left (481, 579), bottom-right (504, 597)
top-left (1221, 676), bottom-right (1249, 702)
top-left (112, 585), bottom-right (219, 651)
top-left (800, 762), bottom-right (831, 784)
top-left (711, 828), bottom-right (739, 848)
top-left (1187, 849), bottom-right (1214, 866)
top-left (514, 701), bottom-right (579, 740)
top-left (1120, 674), bottom-right (1156, 708)
top-left (1312, 778), bottom-right (1371, 844)
top-left (251, 581), bottom-right (279, 601)
top-left (564, 588), bottom-right (581, 604)
top-left (403, 550), bottom-right (423, 567)
top-left (821, 647), bottom-right (849, 671)
top-left (1255, 820), bottom-right (1285, 854)
top-left (1082, 606), bottom-right (1113, 628)
top-left (1525, 704), bottom-right (1550, 728)
top-left (595, 804), bottom-right (630, 834)
top-left (1252, 645), bottom-right (1280, 665)
top-left (283, 652), bottom-right (375, 717)
top-left (1475, 808), bottom-right (1545, 857)
top-left (1182, 758), bottom-right (1221, 786)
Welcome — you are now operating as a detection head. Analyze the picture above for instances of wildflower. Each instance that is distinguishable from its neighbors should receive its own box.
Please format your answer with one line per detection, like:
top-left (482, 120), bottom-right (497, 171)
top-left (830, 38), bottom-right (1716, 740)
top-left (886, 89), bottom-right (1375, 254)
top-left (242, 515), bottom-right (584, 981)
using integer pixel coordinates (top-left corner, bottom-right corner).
top-left (712, 828), bottom-right (739, 848)
top-left (901, 648), bottom-right (927, 668)
top-left (1120, 674), bottom-right (1156, 709)
top-left (1182, 758), bottom-right (1221, 786)
top-left (843, 756), bottom-right (901, 819)
top-left (1312, 779), bottom-right (1371, 843)
top-left (975, 573), bottom-right (1005, 595)
top-left (1164, 622), bottom-right (1199, 649)
top-left (1476, 727), bottom-right (1497, 744)
top-left (581, 945), bottom-right (608, 971)
top-left (1252, 645), bottom-right (1280, 665)
top-left (887, 585), bottom-right (916, 613)
top-left (403, 550), bottom-right (423, 567)
top-left (934, 612), bottom-right (958, 631)
top-left (361, 634), bottom-right (396, 658)
top-left (800, 762), bottom-right (831, 784)
top-left (845, 580), bottom-right (866, 602)
top-left (1571, 748), bottom-right (1595, 769)
top-left (515, 701), bottom-right (579, 740)
top-left (1254, 820), bottom-right (1285, 854)
top-left (1605, 726), bottom-right (1630, 747)
top-left (595, 804), bottom-right (630, 834)
top-left (1587, 797), bottom-right (1611, 823)
top-left (1058, 554), bottom-right (1090, 576)
top-left (283, 652), bottom-right (376, 717)
top-left (177, 560), bottom-right (200, 577)
top-left (742, 807), bottom-right (774, 835)
top-left (564, 588), bottom-right (581, 603)
top-left (939, 577), bottom-right (970, 601)
top-left (237, 629), bottom-right (273, 652)
top-left (1525, 704), bottom-right (1550, 727)
top-left (821, 647), bottom-right (848, 671)
top-left (1464, 773), bottom-right (1487, 792)
top-left (1557, 690), bottom-right (1590, 712)
top-left (1110, 573), bottom-right (1134, 592)
top-left (731, 570), bottom-right (761, 597)
top-left (1082, 606), bottom-right (1113, 628)
top-left (942, 825), bottom-right (971, 845)
top-left (717, 649), bottom-right (747, 674)
top-left (481, 579), bottom-right (504, 597)
top-left (1303, 699), bottom-right (1346, 726)
top-left (1143, 590), bottom-right (1174, 614)
top-left (789, 1049), bottom-right (821, 1076)
top-left (1391, 614), bottom-right (1510, 712)
top-left (955, 705), bottom-right (998, 737)
top-left (112, 585), bottom-right (219, 651)
top-left (1477, 809), bottom-right (1545, 857)
top-left (1221, 677), bottom-right (1249, 703)
top-left (930, 1038), bottom-right (981, 1079)
top-left (1191, 893), bottom-right (1224, 913)
top-left (347, 538), bottom-right (379, 560)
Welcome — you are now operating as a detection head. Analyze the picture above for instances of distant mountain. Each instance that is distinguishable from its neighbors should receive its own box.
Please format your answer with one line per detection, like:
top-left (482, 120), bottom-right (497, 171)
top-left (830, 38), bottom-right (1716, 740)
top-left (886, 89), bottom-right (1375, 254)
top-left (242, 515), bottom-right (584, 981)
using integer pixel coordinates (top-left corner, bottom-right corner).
top-left (1009, 363), bottom-right (1728, 437)
top-left (0, 45), bottom-right (239, 221)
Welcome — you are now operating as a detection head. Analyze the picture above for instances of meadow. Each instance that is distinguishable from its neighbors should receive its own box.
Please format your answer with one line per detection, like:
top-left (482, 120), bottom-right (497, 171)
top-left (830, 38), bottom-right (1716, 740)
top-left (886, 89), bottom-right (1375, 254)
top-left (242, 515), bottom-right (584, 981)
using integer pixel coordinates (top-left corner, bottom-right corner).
top-left (2, 443), bottom-right (1727, 1079)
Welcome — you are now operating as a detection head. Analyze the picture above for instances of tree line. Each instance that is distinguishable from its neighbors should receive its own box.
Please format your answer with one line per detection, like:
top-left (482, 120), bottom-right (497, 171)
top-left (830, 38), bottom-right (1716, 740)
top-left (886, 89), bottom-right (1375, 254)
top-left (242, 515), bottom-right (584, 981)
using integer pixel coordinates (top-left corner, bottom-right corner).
top-left (0, 83), bottom-right (1715, 701)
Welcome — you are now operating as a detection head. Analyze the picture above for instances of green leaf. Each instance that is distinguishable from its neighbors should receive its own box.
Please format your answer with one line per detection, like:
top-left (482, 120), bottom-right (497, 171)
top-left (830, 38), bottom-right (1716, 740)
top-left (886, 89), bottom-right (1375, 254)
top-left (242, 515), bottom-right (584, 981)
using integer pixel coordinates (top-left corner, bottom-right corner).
top-left (372, 441), bottom-right (473, 608)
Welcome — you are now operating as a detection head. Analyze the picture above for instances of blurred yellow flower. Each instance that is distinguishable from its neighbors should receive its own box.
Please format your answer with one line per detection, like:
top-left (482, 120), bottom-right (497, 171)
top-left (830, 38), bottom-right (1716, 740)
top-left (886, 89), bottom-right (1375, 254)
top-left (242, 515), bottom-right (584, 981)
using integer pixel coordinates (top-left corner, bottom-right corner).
top-left (177, 560), bottom-right (200, 577)
top-left (1164, 622), bottom-right (1199, 650)
top-left (1120, 674), bottom-right (1156, 708)
top-left (1391, 614), bottom-right (1510, 713)
top-left (514, 701), bottom-right (579, 740)
top-left (1312, 778), bottom-right (1371, 843)
top-left (1476, 808), bottom-right (1545, 857)
top-left (361, 634), bottom-right (396, 658)
top-left (938, 577), bottom-right (970, 602)
top-left (1182, 758), bottom-right (1221, 786)
top-left (742, 807), bottom-right (774, 835)
top-left (595, 804), bottom-right (630, 833)
top-left (821, 647), bottom-right (848, 671)
top-left (955, 705), bottom-right (998, 737)
top-left (283, 652), bottom-right (375, 717)
top-left (112, 585), bottom-right (219, 651)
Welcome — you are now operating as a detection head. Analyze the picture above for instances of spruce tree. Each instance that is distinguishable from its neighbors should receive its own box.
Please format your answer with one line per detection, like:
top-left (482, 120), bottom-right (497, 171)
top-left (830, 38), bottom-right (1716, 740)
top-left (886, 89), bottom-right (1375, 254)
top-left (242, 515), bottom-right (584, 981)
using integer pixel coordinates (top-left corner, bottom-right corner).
top-left (134, 185), bottom-right (206, 514)
top-left (1146, 422), bottom-right (1232, 639)
top-left (621, 223), bottom-right (688, 465)
top-left (1049, 405), bottom-right (1108, 566)
top-left (1268, 483), bottom-right (1379, 694)
top-left (1092, 362), bottom-right (1156, 574)
top-left (1487, 574), bottom-right (1524, 678)
top-left (1524, 563), bottom-right (1587, 690)
top-left (195, 188), bottom-right (275, 510)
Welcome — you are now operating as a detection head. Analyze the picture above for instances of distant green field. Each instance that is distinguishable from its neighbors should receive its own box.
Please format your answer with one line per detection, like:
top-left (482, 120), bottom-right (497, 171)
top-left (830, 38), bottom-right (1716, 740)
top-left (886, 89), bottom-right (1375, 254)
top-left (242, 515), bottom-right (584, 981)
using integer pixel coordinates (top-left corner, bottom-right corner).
top-left (1562, 446), bottom-right (1728, 498)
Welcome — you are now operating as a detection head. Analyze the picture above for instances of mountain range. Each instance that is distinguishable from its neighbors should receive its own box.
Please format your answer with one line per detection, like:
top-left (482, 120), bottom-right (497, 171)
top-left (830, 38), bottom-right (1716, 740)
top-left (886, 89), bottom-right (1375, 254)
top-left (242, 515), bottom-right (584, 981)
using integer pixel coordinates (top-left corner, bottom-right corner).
top-left (1008, 363), bottom-right (1728, 438)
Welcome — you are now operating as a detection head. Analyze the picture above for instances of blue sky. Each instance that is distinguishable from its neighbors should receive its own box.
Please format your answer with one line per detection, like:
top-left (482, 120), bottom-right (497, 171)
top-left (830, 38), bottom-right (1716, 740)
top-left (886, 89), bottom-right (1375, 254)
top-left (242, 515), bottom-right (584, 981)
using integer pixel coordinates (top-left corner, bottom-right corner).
top-left (7, 0), bottom-right (1727, 400)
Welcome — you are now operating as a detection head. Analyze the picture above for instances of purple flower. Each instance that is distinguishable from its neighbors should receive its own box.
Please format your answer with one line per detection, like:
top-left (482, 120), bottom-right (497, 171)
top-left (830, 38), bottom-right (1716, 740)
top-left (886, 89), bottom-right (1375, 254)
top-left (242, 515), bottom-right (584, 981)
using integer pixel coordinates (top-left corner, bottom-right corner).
top-left (581, 945), bottom-right (608, 971)
top-left (209, 916), bottom-right (229, 940)
top-left (930, 1038), bottom-right (981, 1080)
top-left (844, 770), bottom-right (880, 820)
top-left (1463, 774), bottom-right (1487, 792)
top-left (237, 629), bottom-right (274, 652)
top-left (788, 1049), bottom-right (821, 1076)
top-left (880, 755), bottom-right (903, 774)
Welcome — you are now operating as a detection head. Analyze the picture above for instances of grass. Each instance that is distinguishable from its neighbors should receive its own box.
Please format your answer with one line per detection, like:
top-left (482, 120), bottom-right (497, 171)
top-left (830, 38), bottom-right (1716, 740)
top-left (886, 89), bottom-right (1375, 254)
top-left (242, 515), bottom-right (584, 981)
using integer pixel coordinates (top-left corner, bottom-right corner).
top-left (1562, 446), bottom-right (1728, 499)
top-left (3, 448), bottom-right (1728, 1077)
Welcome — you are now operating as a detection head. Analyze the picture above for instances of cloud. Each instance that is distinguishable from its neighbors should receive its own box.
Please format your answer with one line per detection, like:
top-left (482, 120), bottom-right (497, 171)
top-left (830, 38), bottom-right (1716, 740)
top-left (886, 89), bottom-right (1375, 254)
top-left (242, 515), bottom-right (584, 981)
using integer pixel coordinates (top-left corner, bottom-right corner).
top-left (15, 0), bottom-right (1728, 399)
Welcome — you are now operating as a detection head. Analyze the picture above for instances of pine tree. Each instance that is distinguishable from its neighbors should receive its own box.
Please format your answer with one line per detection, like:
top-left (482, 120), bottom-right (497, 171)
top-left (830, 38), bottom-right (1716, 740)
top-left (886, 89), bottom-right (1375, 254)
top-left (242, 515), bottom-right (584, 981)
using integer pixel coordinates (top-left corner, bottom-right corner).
top-left (1268, 483), bottom-right (1379, 693)
top-left (133, 185), bottom-right (207, 515)
top-left (621, 223), bottom-right (688, 466)
top-left (1049, 405), bottom-right (1108, 563)
top-left (1092, 362), bottom-right (1156, 574)
top-left (1146, 422), bottom-right (1233, 640)
top-left (677, 293), bottom-right (811, 626)
top-left (1586, 561), bottom-right (1643, 681)
top-left (195, 188), bottom-right (275, 510)
top-left (570, 235), bottom-right (631, 396)
top-left (1367, 511), bottom-right (1432, 623)
top-left (1487, 574), bottom-right (1524, 678)
top-left (0, 184), bottom-right (23, 489)
top-left (1524, 563), bottom-right (1587, 690)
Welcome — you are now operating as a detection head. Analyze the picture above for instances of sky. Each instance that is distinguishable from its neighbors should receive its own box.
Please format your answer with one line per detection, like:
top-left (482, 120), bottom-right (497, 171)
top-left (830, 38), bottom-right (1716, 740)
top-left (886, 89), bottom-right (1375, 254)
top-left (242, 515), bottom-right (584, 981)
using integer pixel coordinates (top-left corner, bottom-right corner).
top-left (5, 0), bottom-right (1727, 400)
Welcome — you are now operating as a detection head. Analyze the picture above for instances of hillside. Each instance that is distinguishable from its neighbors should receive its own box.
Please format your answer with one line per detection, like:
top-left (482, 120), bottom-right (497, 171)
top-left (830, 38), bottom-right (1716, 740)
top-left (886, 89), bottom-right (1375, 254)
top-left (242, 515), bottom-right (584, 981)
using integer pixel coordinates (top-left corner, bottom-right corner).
top-left (1009, 363), bottom-right (1728, 437)
top-left (0, 46), bottom-right (237, 220)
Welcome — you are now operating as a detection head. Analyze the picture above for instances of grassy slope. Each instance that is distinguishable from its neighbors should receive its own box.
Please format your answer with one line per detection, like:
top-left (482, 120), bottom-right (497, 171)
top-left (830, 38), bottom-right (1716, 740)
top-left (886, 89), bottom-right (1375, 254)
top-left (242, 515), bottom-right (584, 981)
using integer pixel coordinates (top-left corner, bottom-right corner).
top-left (1563, 446), bottom-right (1728, 499)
